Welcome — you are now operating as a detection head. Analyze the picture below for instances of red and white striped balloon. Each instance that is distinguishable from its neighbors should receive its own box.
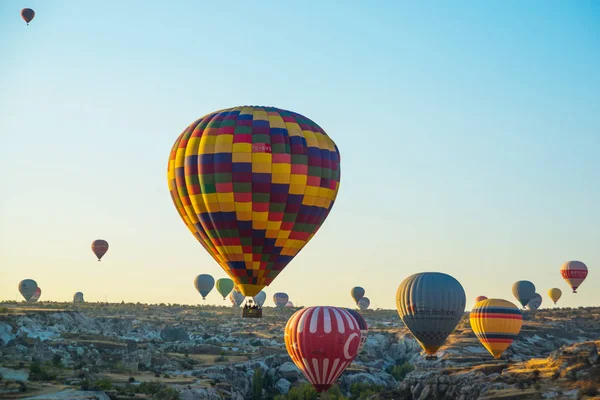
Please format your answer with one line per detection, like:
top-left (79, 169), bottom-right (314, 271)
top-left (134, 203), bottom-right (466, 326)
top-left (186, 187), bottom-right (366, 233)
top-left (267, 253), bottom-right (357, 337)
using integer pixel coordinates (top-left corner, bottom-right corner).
top-left (284, 306), bottom-right (361, 392)
top-left (560, 261), bottom-right (588, 293)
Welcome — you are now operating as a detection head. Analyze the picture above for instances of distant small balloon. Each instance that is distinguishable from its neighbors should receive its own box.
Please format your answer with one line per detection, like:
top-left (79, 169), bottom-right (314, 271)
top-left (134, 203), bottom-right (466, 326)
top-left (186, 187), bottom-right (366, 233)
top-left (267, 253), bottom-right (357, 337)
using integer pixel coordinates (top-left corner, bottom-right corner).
top-left (253, 291), bottom-right (266, 307)
top-left (273, 293), bottom-right (289, 308)
top-left (194, 274), bottom-right (215, 300)
top-left (91, 240), bottom-right (109, 261)
top-left (21, 8), bottom-right (35, 25)
top-left (560, 261), bottom-right (588, 293)
top-left (229, 287), bottom-right (245, 307)
top-left (358, 297), bottom-right (370, 310)
top-left (30, 287), bottom-right (42, 302)
top-left (216, 278), bottom-right (234, 300)
top-left (547, 288), bottom-right (562, 305)
top-left (73, 292), bottom-right (85, 303)
top-left (285, 301), bottom-right (294, 307)
top-left (475, 296), bottom-right (488, 304)
top-left (18, 279), bottom-right (38, 302)
top-left (512, 280), bottom-right (536, 308)
top-left (526, 293), bottom-right (542, 310)
top-left (350, 287), bottom-right (365, 304)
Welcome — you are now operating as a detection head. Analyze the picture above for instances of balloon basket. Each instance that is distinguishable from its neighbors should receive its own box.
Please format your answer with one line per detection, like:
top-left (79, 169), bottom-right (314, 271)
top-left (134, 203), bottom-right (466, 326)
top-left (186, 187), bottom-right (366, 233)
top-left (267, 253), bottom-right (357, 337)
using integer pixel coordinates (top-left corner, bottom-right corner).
top-left (242, 308), bottom-right (262, 318)
top-left (425, 355), bottom-right (438, 361)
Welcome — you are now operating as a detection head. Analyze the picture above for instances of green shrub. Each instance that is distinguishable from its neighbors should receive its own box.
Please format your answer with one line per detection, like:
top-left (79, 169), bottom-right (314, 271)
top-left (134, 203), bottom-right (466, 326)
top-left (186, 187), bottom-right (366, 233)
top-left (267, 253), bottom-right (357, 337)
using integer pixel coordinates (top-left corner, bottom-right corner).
top-left (349, 382), bottom-right (383, 399)
top-left (391, 362), bottom-right (414, 381)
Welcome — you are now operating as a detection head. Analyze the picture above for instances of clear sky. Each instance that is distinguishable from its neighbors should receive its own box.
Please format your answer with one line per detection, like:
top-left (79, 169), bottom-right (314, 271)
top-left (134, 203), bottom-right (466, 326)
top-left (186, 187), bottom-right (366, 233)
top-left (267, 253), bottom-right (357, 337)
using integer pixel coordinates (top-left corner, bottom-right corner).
top-left (1, 1), bottom-right (598, 310)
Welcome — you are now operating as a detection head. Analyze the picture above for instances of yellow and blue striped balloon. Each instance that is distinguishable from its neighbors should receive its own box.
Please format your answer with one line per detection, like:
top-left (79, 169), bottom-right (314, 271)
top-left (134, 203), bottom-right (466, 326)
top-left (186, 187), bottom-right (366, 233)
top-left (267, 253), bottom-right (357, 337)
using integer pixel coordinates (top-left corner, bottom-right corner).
top-left (470, 299), bottom-right (522, 359)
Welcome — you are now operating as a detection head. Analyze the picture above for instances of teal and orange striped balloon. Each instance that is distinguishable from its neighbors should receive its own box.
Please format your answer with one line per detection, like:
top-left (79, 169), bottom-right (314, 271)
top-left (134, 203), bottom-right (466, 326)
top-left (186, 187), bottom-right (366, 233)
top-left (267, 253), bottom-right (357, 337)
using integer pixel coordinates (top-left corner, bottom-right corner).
top-left (168, 106), bottom-right (341, 297)
top-left (470, 299), bottom-right (522, 359)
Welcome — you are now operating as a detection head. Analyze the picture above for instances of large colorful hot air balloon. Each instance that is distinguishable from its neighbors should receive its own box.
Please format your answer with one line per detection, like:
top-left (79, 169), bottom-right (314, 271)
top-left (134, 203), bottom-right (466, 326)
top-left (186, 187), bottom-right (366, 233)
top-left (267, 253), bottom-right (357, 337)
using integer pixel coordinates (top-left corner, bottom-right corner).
top-left (194, 274), bottom-right (215, 300)
top-left (475, 296), bottom-right (488, 304)
top-left (470, 299), bottom-right (522, 359)
top-left (273, 292), bottom-right (289, 308)
top-left (229, 287), bottom-right (245, 307)
top-left (526, 293), bottom-right (542, 310)
top-left (216, 278), bottom-right (234, 300)
top-left (21, 8), bottom-right (35, 25)
top-left (560, 261), bottom-right (588, 293)
top-left (285, 301), bottom-right (294, 307)
top-left (350, 287), bottom-right (365, 304)
top-left (253, 291), bottom-right (266, 307)
top-left (547, 288), bottom-right (562, 305)
top-left (512, 280), bottom-right (536, 308)
top-left (18, 279), bottom-right (38, 302)
top-left (396, 272), bottom-right (466, 358)
top-left (285, 306), bottom-right (361, 392)
top-left (167, 106), bottom-right (341, 297)
top-left (73, 292), bottom-right (85, 303)
top-left (345, 308), bottom-right (368, 353)
top-left (358, 297), bottom-right (370, 310)
top-left (91, 240), bottom-right (109, 261)
top-left (30, 287), bottom-right (42, 302)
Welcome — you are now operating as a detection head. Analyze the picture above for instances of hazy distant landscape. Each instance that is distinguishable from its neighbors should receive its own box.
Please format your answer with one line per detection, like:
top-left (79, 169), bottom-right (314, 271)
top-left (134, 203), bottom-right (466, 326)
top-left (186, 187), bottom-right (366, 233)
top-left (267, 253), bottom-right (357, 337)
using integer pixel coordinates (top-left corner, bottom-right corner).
top-left (0, 303), bottom-right (598, 399)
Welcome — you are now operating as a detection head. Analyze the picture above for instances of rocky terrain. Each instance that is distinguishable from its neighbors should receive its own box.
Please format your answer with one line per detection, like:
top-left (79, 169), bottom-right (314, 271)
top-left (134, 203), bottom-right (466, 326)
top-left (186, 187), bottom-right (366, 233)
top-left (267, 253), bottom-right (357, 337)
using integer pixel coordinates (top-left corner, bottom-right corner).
top-left (0, 303), bottom-right (598, 399)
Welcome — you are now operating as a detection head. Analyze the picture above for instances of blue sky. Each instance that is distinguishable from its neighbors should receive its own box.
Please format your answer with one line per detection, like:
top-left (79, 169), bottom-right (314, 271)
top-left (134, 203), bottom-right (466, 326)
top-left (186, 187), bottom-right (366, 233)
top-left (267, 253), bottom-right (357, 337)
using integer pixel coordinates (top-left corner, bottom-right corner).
top-left (1, 1), bottom-right (598, 309)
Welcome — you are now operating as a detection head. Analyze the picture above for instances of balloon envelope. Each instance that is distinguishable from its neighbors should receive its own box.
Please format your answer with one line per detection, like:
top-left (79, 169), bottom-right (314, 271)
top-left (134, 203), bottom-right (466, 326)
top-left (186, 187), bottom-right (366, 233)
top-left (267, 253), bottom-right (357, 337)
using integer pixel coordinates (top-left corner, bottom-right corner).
top-left (285, 301), bottom-right (294, 307)
top-left (21, 8), bottom-right (35, 24)
top-left (18, 279), bottom-right (38, 301)
top-left (358, 297), bottom-right (370, 310)
top-left (194, 274), bottom-right (215, 300)
top-left (216, 278), bottom-right (234, 300)
top-left (470, 299), bottom-right (522, 359)
top-left (229, 287), bottom-right (245, 307)
top-left (345, 308), bottom-right (369, 352)
top-left (526, 293), bottom-right (542, 310)
top-left (273, 292), bottom-right (289, 308)
top-left (253, 291), bottom-right (266, 307)
top-left (284, 306), bottom-right (361, 392)
top-left (91, 240), bottom-right (109, 261)
top-left (512, 280), bottom-right (536, 308)
top-left (167, 106), bottom-right (341, 297)
top-left (350, 286), bottom-right (365, 304)
top-left (73, 292), bottom-right (85, 303)
top-left (396, 272), bottom-right (466, 356)
top-left (547, 288), bottom-right (562, 305)
top-left (560, 261), bottom-right (588, 293)
top-left (30, 287), bottom-right (41, 302)
top-left (475, 296), bottom-right (488, 304)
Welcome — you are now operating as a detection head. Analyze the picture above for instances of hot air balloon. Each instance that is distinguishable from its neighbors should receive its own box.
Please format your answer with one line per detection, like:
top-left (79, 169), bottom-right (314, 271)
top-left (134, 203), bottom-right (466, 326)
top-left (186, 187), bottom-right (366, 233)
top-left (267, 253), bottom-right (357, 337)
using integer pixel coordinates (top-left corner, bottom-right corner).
top-left (167, 106), bottom-right (341, 298)
top-left (18, 279), bottom-right (38, 302)
top-left (30, 287), bottom-right (42, 302)
top-left (284, 306), bottom-right (361, 392)
top-left (73, 292), bottom-right (85, 303)
top-left (91, 240), bottom-right (109, 261)
top-left (21, 8), bottom-right (35, 25)
top-left (358, 297), bottom-right (370, 310)
top-left (470, 299), bottom-right (522, 359)
top-left (194, 274), bottom-right (215, 300)
top-left (526, 293), bottom-right (542, 310)
top-left (253, 291), bottom-right (266, 307)
top-left (273, 292), bottom-right (289, 308)
top-left (548, 288), bottom-right (562, 305)
top-left (396, 272), bottom-right (466, 359)
top-left (285, 301), bottom-right (294, 307)
top-left (345, 308), bottom-right (368, 353)
top-left (350, 287), bottom-right (365, 304)
top-left (560, 261), bottom-right (588, 293)
top-left (475, 296), bottom-right (488, 304)
top-left (216, 278), bottom-right (234, 300)
top-left (229, 287), bottom-right (245, 307)
top-left (512, 281), bottom-right (536, 308)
